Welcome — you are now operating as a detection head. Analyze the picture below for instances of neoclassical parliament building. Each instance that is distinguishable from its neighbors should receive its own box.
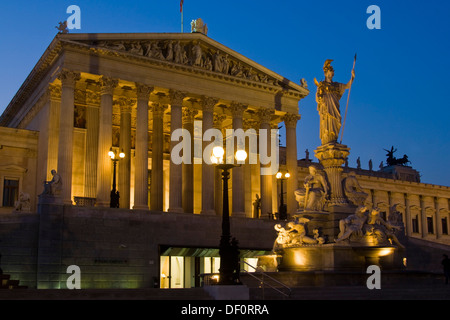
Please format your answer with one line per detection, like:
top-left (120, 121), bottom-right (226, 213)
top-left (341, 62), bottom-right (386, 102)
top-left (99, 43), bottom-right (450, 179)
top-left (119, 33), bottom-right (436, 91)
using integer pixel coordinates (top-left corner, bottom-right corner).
top-left (0, 30), bottom-right (449, 289)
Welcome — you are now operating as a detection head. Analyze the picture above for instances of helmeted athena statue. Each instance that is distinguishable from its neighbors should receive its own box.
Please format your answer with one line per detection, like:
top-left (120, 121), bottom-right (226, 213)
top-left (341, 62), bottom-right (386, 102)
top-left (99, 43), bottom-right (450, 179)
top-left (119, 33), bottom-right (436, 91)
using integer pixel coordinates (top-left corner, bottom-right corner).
top-left (314, 59), bottom-right (355, 145)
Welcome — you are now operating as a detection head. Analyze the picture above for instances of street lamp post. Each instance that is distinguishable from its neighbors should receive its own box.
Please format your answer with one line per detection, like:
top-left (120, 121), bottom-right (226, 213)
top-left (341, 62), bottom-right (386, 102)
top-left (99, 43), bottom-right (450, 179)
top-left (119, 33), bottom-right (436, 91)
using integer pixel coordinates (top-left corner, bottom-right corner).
top-left (109, 148), bottom-right (125, 208)
top-left (276, 170), bottom-right (290, 220)
top-left (211, 146), bottom-right (247, 285)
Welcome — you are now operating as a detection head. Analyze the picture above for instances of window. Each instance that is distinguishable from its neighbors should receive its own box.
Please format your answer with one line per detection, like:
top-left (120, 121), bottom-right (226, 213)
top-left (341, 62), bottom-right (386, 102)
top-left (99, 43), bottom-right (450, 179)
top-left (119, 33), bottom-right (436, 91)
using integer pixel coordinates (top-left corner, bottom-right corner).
top-left (427, 217), bottom-right (434, 234)
top-left (442, 218), bottom-right (448, 235)
top-left (2, 179), bottom-right (19, 207)
top-left (412, 215), bottom-right (419, 233)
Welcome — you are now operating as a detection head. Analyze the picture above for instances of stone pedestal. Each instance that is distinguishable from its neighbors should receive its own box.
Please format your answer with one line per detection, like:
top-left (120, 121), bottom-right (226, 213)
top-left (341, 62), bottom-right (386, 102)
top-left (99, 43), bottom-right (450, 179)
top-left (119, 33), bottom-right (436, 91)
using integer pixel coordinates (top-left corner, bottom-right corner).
top-left (315, 143), bottom-right (350, 207)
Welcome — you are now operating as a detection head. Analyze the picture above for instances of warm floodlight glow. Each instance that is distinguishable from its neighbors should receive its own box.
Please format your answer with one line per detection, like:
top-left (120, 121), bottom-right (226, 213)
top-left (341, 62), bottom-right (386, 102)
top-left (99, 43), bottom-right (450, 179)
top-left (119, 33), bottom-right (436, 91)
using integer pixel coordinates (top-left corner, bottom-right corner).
top-left (210, 155), bottom-right (219, 164)
top-left (212, 146), bottom-right (225, 159)
top-left (276, 172), bottom-right (282, 179)
top-left (235, 149), bottom-right (247, 162)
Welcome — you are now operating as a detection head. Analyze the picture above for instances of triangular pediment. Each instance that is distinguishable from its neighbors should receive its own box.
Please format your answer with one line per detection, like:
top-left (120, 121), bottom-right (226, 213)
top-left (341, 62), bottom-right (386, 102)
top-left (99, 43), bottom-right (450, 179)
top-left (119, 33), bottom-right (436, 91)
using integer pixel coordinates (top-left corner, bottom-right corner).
top-left (58, 33), bottom-right (309, 96)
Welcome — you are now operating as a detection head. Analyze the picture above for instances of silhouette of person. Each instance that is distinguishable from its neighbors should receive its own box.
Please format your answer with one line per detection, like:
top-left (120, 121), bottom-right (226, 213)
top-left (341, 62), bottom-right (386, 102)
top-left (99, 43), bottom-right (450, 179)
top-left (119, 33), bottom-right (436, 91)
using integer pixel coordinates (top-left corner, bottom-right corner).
top-left (442, 254), bottom-right (450, 285)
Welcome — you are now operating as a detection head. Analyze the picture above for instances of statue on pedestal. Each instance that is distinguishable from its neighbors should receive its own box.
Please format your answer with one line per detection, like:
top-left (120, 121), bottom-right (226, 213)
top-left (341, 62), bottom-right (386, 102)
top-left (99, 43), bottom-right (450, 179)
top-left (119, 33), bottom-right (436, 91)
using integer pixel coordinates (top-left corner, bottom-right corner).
top-left (294, 165), bottom-right (329, 211)
top-left (314, 59), bottom-right (355, 145)
top-left (41, 169), bottom-right (62, 196)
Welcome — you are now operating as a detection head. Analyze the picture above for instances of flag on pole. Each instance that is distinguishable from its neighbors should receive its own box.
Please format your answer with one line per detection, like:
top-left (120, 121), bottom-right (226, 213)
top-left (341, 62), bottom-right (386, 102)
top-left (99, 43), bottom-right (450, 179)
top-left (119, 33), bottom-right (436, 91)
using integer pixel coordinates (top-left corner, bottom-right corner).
top-left (180, 0), bottom-right (184, 12)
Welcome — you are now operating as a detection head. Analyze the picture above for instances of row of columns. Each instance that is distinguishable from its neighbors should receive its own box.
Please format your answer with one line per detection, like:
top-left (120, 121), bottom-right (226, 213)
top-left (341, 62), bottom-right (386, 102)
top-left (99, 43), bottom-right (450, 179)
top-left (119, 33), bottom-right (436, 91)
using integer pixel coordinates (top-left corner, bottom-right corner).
top-left (54, 69), bottom-right (300, 217)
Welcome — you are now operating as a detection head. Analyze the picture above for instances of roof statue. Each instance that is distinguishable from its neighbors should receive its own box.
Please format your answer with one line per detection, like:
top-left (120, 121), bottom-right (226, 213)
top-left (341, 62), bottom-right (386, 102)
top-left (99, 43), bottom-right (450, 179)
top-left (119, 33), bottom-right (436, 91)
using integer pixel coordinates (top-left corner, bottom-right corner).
top-left (191, 18), bottom-right (208, 36)
top-left (56, 21), bottom-right (69, 34)
top-left (384, 146), bottom-right (411, 166)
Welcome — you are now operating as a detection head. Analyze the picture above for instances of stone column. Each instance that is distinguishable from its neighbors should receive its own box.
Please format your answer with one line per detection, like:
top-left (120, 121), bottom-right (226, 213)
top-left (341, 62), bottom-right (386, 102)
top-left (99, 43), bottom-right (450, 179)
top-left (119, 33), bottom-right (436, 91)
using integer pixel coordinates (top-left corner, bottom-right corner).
top-left (404, 193), bottom-right (413, 236)
top-left (435, 197), bottom-right (442, 239)
top-left (283, 113), bottom-right (301, 216)
top-left (150, 102), bottom-right (167, 211)
top-left (57, 69), bottom-right (80, 205)
top-left (230, 102), bottom-right (247, 217)
top-left (84, 90), bottom-right (100, 198)
top-left (168, 90), bottom-right (186, 213)
top-left (257, 108), bottom-right (274, 219)
top-left (201, 96), bottom-right (218, 215)
top-left (134, 83), bottom-right (153, 210)
top-left (315, 143), bottom-right (350, 207)
top-left (182, 106), bottom-right (198, 213)
top-left (420, 196), bottom-right (427, 237)
top-left (213, 114), bottom-right (226, 216)
top-left (118, 97), bottom-right (134, 209)
top-left (47, 84), bottom-right (61, 181)
top-left (95, 76), bottom-right (118, 207)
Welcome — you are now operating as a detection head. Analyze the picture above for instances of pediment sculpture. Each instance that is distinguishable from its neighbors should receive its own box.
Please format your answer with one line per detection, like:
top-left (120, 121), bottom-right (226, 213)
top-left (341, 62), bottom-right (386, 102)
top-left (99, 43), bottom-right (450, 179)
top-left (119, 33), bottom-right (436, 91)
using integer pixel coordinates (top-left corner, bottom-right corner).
top-left (91, 39), bottom-right (280, 86)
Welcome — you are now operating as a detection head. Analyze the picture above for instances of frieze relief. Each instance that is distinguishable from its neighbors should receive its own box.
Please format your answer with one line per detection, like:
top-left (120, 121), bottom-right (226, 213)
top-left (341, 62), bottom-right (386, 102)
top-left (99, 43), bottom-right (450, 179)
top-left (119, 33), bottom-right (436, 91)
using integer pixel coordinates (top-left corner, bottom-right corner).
top-left (90, 39), bottom-right (281, 86)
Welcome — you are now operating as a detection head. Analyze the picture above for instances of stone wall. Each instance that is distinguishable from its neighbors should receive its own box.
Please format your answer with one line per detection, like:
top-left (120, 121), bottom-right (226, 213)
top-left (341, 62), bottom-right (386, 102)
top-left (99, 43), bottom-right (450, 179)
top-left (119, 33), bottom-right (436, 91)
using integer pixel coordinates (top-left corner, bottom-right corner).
top-left (0, 213), bottom-right (39, 288)
top-left (34, 204), bottom-right (277, 289)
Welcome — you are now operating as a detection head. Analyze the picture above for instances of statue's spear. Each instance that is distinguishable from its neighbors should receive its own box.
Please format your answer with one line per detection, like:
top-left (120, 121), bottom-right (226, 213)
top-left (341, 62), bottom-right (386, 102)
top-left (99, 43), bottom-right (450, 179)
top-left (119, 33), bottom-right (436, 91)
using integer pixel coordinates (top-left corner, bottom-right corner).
top-left (339, 54), bottom-right (357, 144)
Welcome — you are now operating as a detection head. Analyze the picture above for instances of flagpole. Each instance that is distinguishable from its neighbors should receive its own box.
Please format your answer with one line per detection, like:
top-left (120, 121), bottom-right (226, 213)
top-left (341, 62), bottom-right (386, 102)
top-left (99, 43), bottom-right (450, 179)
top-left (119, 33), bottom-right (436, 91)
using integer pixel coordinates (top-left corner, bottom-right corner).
top-left (180, 0), bottom-right (184, 33)
top-left (340, 54), bottom-right (357, 144)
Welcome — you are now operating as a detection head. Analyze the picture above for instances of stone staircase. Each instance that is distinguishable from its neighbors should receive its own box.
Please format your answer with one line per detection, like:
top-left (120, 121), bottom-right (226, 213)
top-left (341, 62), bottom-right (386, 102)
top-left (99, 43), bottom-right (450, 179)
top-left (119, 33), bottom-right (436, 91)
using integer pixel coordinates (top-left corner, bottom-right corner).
top-left (241, 271), bottom-right (450, 300)
top-left (249, 284), bottom-right (450, 300)
top-left (0, 287), bottom-right (213, 300)
top-left (1, 274), bottom-right (27, 290)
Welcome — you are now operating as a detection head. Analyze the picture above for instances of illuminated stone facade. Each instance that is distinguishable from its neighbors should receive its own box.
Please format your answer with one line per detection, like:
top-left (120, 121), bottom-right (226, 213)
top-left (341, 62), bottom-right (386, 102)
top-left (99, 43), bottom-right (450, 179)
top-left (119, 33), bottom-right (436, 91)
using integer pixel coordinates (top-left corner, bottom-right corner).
top-left (0, 32), bottom-right (448, 289)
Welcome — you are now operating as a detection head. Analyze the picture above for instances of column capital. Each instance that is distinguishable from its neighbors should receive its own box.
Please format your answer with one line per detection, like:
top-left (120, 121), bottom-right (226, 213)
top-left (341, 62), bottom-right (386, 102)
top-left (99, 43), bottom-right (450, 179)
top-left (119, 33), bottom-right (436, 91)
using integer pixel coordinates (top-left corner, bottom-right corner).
top-left (100, 76), bottom-right (119, 95)
top-left (213, 114), bottom-right (227, 128)
top-left (48, 83), bottom-right (62, 101)
top-left (58, 69), bottom-right (81, 89)
top-left (230, 102), bottom-right (248, 118)
top-left (135, 83), bottom-right (154, 100)
top-left (257, 108), bottom-right (275, 125)
top-left (201, 96), bottom-right (219, 113)
top-left (115, 96), bottom-right (136, 113)
top-left (283, 113), bottom-right (301, 128)
top-left (169, 90), bottom-right (187, 106)
top-left (86, 90), bottom-right (101, 106)
top-left (151, 102), bottom-right (168, 118)
top-left (182, 107), bottom-right (198, 124)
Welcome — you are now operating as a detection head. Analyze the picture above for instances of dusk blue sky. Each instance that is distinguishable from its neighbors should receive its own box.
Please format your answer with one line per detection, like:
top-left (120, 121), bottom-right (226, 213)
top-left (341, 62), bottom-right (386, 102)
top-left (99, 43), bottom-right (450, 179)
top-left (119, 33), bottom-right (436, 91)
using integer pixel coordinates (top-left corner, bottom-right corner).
top-left (0, 0), bottom-right (449, 186)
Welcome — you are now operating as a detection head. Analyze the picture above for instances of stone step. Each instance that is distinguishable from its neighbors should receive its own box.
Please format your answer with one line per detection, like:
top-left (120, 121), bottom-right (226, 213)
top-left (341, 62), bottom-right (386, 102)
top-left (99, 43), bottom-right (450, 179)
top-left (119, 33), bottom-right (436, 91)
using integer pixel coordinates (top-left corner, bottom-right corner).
top-left (249, 285), bottom-right (450, 300)
top-left (0, 288), bottom-right (213, 300)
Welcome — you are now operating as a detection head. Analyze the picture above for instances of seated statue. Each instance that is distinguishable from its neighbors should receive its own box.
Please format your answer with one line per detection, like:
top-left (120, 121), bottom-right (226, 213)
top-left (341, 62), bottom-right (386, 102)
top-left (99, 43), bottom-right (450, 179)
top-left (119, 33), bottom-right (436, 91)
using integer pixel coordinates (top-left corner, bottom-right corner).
top-left (335, 205), bottom-right (368, 242)
top-left (295, 165), bottom-right (329, 211)
top-left (14, 192), bottom-right (31, 212)
top-left (41, 170), bottom-right (62, 196)
top-left (343, 171), bottom-right (368, 206)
